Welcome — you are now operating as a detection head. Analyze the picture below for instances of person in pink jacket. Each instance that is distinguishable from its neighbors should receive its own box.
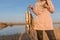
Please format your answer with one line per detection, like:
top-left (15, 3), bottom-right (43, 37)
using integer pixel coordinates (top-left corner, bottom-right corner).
top-left (28, 0), bottom-right (56, 40)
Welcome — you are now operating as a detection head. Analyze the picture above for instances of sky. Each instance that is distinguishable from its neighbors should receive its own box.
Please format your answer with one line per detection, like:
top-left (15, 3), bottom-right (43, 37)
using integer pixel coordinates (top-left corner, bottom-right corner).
top-left (0, 0), bottom-right (60, 35)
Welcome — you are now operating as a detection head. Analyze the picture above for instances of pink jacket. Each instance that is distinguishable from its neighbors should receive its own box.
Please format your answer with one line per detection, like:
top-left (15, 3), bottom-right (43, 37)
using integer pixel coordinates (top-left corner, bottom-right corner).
top-left (32, 0), bottom-right (55, 30)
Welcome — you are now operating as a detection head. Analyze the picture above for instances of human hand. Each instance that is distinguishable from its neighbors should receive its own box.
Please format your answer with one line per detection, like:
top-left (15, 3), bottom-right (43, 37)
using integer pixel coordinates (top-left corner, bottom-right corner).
top-left (28, 5), bottom-right (33, 9)
top-left (43, 4), bottom-right (47, 7)
top-left (43, 4), bottom-right (49, 8)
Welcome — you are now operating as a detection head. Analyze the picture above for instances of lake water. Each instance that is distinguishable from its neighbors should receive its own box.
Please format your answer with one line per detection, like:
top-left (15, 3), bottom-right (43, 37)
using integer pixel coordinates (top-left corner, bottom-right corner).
top-left (0, 24), bottom-right (60, 35)
top-left (53, 24), bottom-right (60, 27)
top-left (0, 25), bottom-right (26, 35)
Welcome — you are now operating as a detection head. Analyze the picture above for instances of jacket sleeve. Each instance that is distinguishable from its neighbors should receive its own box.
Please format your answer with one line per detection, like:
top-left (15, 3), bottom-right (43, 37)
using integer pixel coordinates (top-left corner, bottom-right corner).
top-left (47, 0), bottom-right (55, 13)
top-left (31, 2), bottom-right (40, 15)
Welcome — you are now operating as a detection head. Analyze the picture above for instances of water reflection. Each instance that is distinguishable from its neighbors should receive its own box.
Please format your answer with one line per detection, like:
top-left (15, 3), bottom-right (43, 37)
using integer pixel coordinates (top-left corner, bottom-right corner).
top-left (53, 24), bottom-right (60, 27)
top-left (0, 24), bottom-right (60, 35)
top-left (0, 25), bottom-right (25, 35)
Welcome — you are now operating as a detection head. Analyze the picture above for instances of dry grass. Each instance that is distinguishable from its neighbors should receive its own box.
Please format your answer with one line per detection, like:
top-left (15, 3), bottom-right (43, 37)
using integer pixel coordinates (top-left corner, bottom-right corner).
top-left (0, 27), bottom-right (60, 40)
top-left (43, 27), bottom-right (60, 40)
